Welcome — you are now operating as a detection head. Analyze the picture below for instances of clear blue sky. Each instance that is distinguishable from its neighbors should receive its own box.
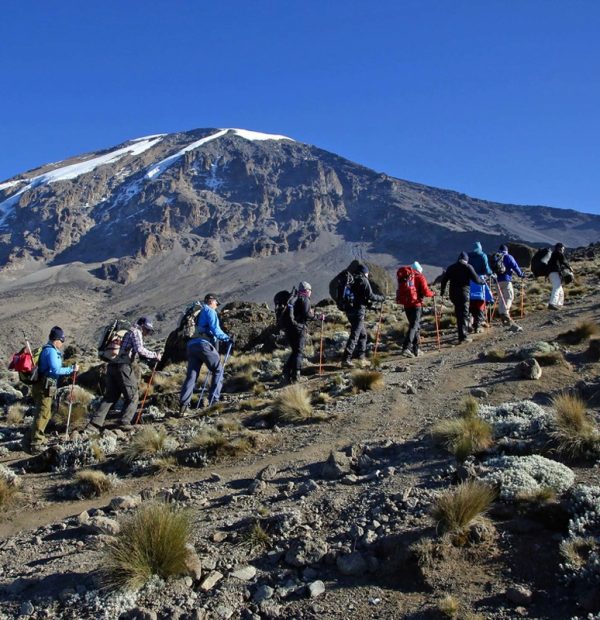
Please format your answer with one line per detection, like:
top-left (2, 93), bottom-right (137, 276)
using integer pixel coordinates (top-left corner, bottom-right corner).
top-left (1, 0), bottom-right (599, 214)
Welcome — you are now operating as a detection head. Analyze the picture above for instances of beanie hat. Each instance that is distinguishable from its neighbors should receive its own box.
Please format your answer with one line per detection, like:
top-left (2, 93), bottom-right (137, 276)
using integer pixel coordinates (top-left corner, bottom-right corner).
top-left (204, 294), bottom-right (220, 305)
top-left (555, 242), bottom-right (565, 251)
top-left (499, 244), bottom-right (508, 253)
top-left (458, 252), bottom-right (469, 262)
top-left (299, 281), bottom-right (312, 292)
top-left (473, 241), bottom-right (483, 252)
top-left (137, 316), bottom-right (155, 333)
top-left (411, 261), bottom-right (423, 273)
top-left (49, 326), bottom-right (65, 342)
top-left (356, 264), bottom-right (369, 275)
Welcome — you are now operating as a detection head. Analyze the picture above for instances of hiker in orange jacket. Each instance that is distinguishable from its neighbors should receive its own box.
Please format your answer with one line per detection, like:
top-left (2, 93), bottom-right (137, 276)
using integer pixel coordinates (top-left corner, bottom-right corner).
top-left (397, 262), bottom-right (434, 357)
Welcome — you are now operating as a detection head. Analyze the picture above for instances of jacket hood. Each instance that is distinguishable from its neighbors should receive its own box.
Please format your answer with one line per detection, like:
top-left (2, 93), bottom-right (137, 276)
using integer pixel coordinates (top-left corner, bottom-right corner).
top-left (472, 241), bottom-right (483, 254)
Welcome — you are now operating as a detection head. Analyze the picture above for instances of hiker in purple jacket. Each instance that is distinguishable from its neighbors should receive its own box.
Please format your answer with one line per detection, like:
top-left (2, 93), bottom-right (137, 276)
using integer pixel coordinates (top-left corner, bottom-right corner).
top-left (495, 245), bottom-right (524, 325)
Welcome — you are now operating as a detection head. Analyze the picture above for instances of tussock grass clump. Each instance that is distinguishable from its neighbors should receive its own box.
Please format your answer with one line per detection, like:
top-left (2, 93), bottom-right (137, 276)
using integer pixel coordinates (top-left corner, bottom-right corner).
top-left (269, 384), bottom-right (317, 424)
top-left (151, 456), bottom-right (178, 473)
top-left (241, 521), bottom-right (272, 550)
top-left (550, 393), bottom-right (600, 458)
top-left (351, 370), bottom-right (384, 392)
top-left (103, 502), bottom-right (191, 591)
top-left (432, 480), bottom-right (496, 534)
top-left (312, 392), bottom-right (332, 405)
top-left (226, 369), bottom-right (258, 393)
top-left (238, 398), bottom-right (268, 412)
top-left (534, 351), bottom-right (566, 366)
top-left (432, 409), bottom-right (493, 462)
top-left (54, 386), bottom-right (95, 430)
top-left (484, 349), bottom-right (507, 362)
top-left (560, 536), bottom-right (598, 570)
top-left (191, 428), bottom-right (228, 451)
top-left (125, 427), bottom-right (171, 463)
top-left (462, 396), bottom-right (479, 418)
top-left (0, 477), bottom-right (17, 508)
top-left (6, 404), bottom-right (26, 426)
top-left (191, 427), bottom-right (256, 457)
top-left (438, 595), bottom-right (460, 618)
top-left (516, 487), bottom-right (556, 503)
top-left (73, 470), bottom-right (117, 498)
top-left (558, 320), bottom-right (600, 345)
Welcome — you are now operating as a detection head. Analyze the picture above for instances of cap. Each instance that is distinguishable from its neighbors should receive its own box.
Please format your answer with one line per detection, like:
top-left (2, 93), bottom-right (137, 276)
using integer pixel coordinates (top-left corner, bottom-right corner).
top-left (137, 316), bottom-right (155, 333)
top-left (299, 281), bottom-right (312, 292)
top-left (49, 326), bottom-right (65, 343)
top-left (458, 252), bottom-right (469, 262)
top-left (204, 294), bottom-right (220, 305)
top-left (356, 264), bottom-right (369, 275)
top-left (411, 261), bottom-right (423, 273)
top-left (499, 244), bottom-right (508, 252)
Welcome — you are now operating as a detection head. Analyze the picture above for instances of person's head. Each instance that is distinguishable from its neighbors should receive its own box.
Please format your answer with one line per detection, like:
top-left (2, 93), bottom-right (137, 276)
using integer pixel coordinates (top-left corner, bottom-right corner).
top-left (555, 242), bottom-right (565, 253)
top-left (499, 244), bottom-right (508, 253)
top-left (356, 264), bottom-right (369, 277)
top-left (473, 241), bottom-right (483, 253)
top-left (298, 281), bottom-right (312, 296)
top-left (458, 252), bottom-right (469, 263)
top-left (204, 294), bottom-right (220, 309)
top-left (411, 261), bottom-right (423, 273)
top-left (48, 326), bottom-right (65, 348)
top-left (136, 316), bottom-right (155, 336)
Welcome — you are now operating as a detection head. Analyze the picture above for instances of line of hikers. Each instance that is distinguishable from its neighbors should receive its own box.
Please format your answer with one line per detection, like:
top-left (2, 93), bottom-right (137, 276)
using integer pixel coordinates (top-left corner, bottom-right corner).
top-left (11, 242), bottom-right (573, 454)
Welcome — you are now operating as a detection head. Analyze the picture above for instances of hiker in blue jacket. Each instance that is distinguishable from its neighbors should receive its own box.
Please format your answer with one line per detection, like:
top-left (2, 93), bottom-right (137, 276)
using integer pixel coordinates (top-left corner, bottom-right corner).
top-left (179, 294), bottom-right (232, 415)
top-left (28, 326), bottom-right (78, 453)
top-left (468, 242), bottom-right (492, 277)
top-left (468, 242), bottom-right (493, 331)
top-left (496, 244), bottom-right (524, 325)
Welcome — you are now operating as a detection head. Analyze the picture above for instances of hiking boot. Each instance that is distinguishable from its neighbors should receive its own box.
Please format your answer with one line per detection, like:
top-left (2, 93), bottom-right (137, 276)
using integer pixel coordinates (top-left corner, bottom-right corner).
top-left (177, 404), bottom-right (189, 418)
top-left (28, 442), bottom-right (46, 456)
top-left (459, 337), bottom-right (473, 344)
top-left (341, 359), bottom-right (354, 369)
top-left (547, 304), bottom-right (560, 310)
top-left (401, 348), bottom-right (415, 358)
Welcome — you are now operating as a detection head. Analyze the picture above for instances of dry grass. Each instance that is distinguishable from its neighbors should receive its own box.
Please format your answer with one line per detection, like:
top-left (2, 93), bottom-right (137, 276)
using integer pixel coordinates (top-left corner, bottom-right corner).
top-left (6, 404), bottom-right (26, 426)
top-left (54, 386), bottom-right (95, 430)
top-left (238, 398), bottom-right (268, 412)
top-left (226, 369), bottom-right (258, 393)
top-left (432, 480), bottom-right (496, 535)
top-left (516, 487), bottom-right (556, 503)
top-left (484, 349), bottom-right (506, 361)
top-left (241, 521), bottom-right (272, 551)
top-left (124, 427), bottom-right (171, 463)
top-left (550, 393), bottom-right (600, 458)
top-left (351, 370), bottom-right (384, 392)
top-left (438, 595), bottom-right (460, 618)
top-left (73, 470), bottom-right (116, 498)
top-left (432, 413), bottom-right (493, 462)
top-left (191, 427), bottom-right (256, 457)
top-left (151, 456), bottom-right (179, 473)
top-left (269, 384), bottom-right (323, 424)
top-left (533, 351), bottom-right (566, 366)
top-left (558, 320), bottom-right (600, 345)
top-left (103, 502), bottom-right (191, 591)
top-left (312, 392), bottom-right (332, 405)
top-left (560, 536), bottom-right (598, 570)
top-left (461, 396), bottom-right (479, 418)
top-left (0, 477), bottom-right (17, 508)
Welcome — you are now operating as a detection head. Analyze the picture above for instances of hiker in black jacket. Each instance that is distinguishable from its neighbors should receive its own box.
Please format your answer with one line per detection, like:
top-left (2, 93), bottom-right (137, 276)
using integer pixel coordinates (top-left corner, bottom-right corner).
top-left (342, 265), bottom-right (385, 367)
top-left (283, 281), bottom-right (315, 383)
top-left (440, 252), bottom-right (483, 344)
top-left (547, 243), bottom-right (572, 310)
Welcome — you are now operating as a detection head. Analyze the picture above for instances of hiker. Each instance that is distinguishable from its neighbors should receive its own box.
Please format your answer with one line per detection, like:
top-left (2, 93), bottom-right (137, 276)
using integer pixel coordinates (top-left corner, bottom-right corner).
top-left (548, 243), bottom-right (572, 310)
top-left (440, 252), bottom-right (483, 344)
top-left (282, 281), bottom-right (315, 383)
top-left (88, 317), bottom-right (161, 430)
top-left (397, 261), bottom-right (434, 357)
top-left (342, 264), bottom-right (385, 367)
top-left (179, 294), bottom-right (232, 414)
top-left (495, 244), bottom-right (525, 324)
top-left (468, 242), bottom-right (492, 331)
top-left (28, 326), bottom-right (78, 454)
top-left (469, 280), bottom-right (494, 333)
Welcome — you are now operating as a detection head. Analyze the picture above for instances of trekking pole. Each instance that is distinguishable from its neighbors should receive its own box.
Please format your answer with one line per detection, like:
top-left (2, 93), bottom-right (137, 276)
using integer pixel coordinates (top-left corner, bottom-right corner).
top-left (64, 370), bottom-right (78, 439)
top-left (494, 276), bottom-right (509, 321)
top-left (196, 371), bottom-right (211, 410)
top-left (520, 278), bottom-right (526, 318)
top-left (318, 315), bottom-right (325, 375)
top-left (208, 341), bottom-right (233, 408)
top-left (433, 296), bottom-right (442, 351)
top-left (373, 301), bottom-right (385, 360)
top-left (135, 364), bottom-right (156, 425)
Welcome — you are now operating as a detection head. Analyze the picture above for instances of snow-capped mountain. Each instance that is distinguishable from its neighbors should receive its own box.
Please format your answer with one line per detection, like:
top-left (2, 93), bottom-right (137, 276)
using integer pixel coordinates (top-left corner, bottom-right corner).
top-left (1, 127), bottom-right (598, 282)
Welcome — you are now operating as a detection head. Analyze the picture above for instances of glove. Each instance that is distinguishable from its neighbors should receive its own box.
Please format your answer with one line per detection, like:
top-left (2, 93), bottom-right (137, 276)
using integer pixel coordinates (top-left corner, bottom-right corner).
top-left (318, 313), bottom-right (326, 322)
top-left (72, 363), bottom-right (79, 374)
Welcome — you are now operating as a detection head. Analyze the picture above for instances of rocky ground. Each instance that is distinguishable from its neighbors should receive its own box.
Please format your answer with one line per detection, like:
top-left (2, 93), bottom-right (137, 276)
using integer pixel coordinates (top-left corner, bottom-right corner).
top-left (1, 252), bottom-right (600, 620)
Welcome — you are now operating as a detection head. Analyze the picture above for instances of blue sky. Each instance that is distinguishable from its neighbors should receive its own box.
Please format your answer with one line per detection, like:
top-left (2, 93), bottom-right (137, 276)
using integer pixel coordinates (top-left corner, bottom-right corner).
top-left (1, 0), bottom-right (599, 214)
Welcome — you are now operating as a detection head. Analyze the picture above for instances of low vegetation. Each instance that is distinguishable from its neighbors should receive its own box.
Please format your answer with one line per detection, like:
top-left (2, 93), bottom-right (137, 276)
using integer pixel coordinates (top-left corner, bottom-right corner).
top-left (432, 480), bottom-right (496, 535)
top-left (191, 427), bottom-right (257, 457)
top-left (0, 477), bottom-right (17, 508)
top-left (557, 319), bottom-right (600, 345)
top-left (550, 393), bottom-right (600, 458)
top-left (351, 369), bottom-right (384, 392)
top-left (241, 520), bottom-right (272, 551)
top-left (125, 427), bottom-right (172, 463)
top-left (72, 470), bottom-right (117, 498)
top-left (103, 502), bottom-right (192, 591)
top-left (269, 384), bottom-right (319, 424)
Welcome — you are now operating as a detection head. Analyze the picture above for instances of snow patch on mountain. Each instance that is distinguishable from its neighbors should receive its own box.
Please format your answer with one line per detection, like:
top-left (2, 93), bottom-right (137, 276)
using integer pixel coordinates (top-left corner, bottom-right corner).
top-left (0, 180), bottom-right (23, 192)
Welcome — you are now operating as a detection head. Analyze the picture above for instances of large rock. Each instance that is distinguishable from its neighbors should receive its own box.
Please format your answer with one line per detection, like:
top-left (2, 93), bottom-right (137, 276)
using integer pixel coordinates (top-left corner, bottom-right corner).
top-left (321, 451), bottom-right (352, 480)
top-left (516, 358), bottom-right (542, 380)
top-left (285, 539), bottom-right (328, 567)
top-left (336, 552), bottom-right (368, 576)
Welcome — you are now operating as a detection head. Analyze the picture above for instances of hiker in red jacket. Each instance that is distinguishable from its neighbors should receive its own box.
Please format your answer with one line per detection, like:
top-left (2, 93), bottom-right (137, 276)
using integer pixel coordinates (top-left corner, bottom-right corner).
top-left (397, 261), bottom-right (434, 357)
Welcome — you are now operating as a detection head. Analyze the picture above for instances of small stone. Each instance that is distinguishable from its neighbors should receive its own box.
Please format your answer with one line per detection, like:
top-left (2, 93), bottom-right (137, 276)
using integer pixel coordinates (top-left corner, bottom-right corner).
top-left (253, 584), bottom-right (274, 603)
top-left (127, 609), bottom-right (158, 620)
top-left (184, 546), bottom-right (202, 581)
top-left (84, 516), bottom-right (120, 536)
top-left (77, 511), bottom-right (90, 525)
top-left (340, 474), bottom-right (360, 485)
top-left (321, 451), bottom-right (352, 480)
top-left (231, 565), bottom-right (257, 581)
top-left (200, 570), bottom-right (223, 591)
top-left (248, 479), bottom-right (267, 494)
top-left (19, 600), bottom-right (35, 616)
top-left (212, 531), bottom-right (228, 543)
top-left (257, 464), bottom-right (278, 481)
top-left (470, 387), bottom-right (489, 398)
top-left (336, 552), bottom-right (368, 576)
top-left (307, 580), bottom-right (325, 598)
top-left (110, 495), bottom-right (141, 511)
top-left (214, 606), bottom-right (235, 620)
top-left (285, 539), bottom-right (328, 567)
top-left (506, 584), bottom-right (533, 605)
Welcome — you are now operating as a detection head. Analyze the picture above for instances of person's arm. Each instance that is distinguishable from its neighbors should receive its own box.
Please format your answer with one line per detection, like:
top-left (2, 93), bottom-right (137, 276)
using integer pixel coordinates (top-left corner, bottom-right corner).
top-left (468, 265), bottom-right (483, 285)
top-left (417, 273), bottom-right (434, 298)
top-left (207, 308), bottom-right (230, 341)
top-left (131, 328), bottom-right (160, 360)
top-left (508, 255), bottom-right (523, 277)
top-left (482, 254), bottom-right (492, 275)
top-left (440, 267), bottom-right (450, 296)
top-left (45, 347), bottom-right (74, 379)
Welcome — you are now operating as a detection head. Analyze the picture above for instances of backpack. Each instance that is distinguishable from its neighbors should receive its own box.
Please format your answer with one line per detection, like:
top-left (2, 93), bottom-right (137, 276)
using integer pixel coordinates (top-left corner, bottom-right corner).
top-left (396, 266), bottom-right (419, 307)
top-left (98, 319), bottom-right (130, 362)
top-left (330, 270), bottom-right (355, 311)
top-left (178, 301), bottom-right (204, 339)
top-left (9, 344), bottom-right (43, 384)
top-left (531, 248), bottom-right (552, 278)
top-left (492, 252), bottom-right (507, 276)
top-left (274, 288), bottom-right (298, 328)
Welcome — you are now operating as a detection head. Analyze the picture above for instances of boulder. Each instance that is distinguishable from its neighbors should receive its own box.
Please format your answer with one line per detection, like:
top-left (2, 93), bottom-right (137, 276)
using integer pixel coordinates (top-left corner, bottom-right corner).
top-left (516, 358), bottom-right (542, 380)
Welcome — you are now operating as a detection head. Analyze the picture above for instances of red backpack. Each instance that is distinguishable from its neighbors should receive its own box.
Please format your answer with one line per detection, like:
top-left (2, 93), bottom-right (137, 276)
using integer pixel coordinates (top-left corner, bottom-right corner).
top-left (396, 266), bottom-right (419, 307)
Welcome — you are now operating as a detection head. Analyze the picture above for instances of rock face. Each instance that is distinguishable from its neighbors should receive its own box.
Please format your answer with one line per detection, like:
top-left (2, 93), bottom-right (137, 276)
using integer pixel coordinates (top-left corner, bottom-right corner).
top-left (1, 127), bottom-right (599, 280)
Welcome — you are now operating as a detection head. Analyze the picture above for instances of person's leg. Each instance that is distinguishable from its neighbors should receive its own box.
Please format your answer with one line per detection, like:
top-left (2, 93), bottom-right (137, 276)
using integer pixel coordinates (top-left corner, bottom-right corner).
top-left (290, 328), bottom-right (305, 381)
top-left (454, 296), bottom-right (470, 341)
top-left (343, 312), bottom-right (361, 363)
top-left (501, 281), bottom-right (514, 319)
top-left (355, 315), bottom-right (368, 359)
top-left (404, 307), bottom-right (418, 351)
top-left (412, 306), bottom-right (423, 354)
top-left (179, 342), bottom-right (203, 407)
top-left (548, 272), bottom-right (562, 308)
top-left (90, 364), bottom-right (122, 428)
top-left (118, 364), bottom-right (140, 425)
top-left (200, 341), bottom-right (224, 403)
top-left (29, 381), bottom-right (54, 448)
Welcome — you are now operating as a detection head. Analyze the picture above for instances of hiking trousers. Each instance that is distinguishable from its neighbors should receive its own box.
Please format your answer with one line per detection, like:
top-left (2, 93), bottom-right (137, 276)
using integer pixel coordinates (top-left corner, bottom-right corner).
top-left (344, 309), bottom-right (367, 361)
top-left (548, 272), bottom-right (564, 307)
top-left (402, 306), bottom-right (422, 353)
top-left (91, 363), bottom-right (139, 427)
top-left (469, 300), bottom-right (486, 330)
top-left (283, 325), bottom-right (306, 381)
top-left (30, 379), bottom-right (56, 446)
top-left (451, 292), bottom-right (470, 342)
top-left (497, 280), bottom-right (514, 317)
top-left (180, 339), bottom-right (224, 407)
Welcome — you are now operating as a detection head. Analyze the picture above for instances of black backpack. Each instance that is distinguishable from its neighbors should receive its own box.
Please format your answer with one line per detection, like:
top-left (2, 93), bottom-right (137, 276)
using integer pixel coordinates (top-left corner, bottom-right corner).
top-left (492, 252), bottom-right (507, 276)
top-left (330, 270), bottom-right (355, 311)
top-left (531, 248), bottom-right (552, 278)
top-left (98, 319), bottom-right (130, 362)
top-left (274, 288), bottom-right (298, 328)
